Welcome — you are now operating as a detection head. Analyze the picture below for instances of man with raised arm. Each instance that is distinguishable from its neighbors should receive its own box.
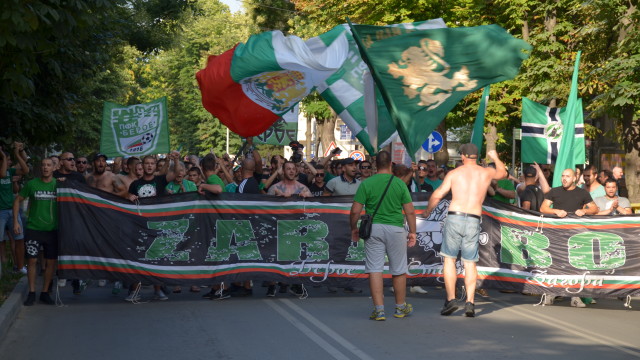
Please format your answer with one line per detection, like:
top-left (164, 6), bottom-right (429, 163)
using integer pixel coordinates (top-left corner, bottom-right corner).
top-left (421, 144), bottom-right (507, 317)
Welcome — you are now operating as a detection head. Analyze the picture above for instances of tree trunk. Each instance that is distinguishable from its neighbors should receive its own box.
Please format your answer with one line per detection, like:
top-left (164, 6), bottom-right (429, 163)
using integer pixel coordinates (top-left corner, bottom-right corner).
top-left (434, 120), bottom-right (449, 166)
top-left (484, 123), bottom-right (498, 163)
top-left (522, 12), bottom-right (529, 42)
top-left (624, 149), bottom-right (640, 203)
top-left (319, 110), bottom-right (337, 157)
top-left (545, 6), bottom-right (557, 43)
top-left (305, 114), bottom-right (312, 159)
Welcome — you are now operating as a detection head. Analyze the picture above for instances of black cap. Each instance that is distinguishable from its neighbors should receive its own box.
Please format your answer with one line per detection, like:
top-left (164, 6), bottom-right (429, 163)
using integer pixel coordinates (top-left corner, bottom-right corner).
top-left (459, 143), bottom-right (478, 158)
top-left (341, 158), bottom-right (355, 165)
top-left (93, 153), bottom-right (108, 162)
top-left (524, 166), bottom-right (537, 177)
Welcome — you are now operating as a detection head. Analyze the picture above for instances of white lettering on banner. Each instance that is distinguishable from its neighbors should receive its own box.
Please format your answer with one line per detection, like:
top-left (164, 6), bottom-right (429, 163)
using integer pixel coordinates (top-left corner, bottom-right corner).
top-left (289, 260), bottom-right (356, 282)
top-left (526, 270), bottom-right (605, 293)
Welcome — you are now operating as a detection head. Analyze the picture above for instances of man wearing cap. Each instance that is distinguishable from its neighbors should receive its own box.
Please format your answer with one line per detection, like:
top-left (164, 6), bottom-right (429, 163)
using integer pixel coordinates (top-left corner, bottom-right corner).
top-left (520, 166), bottom-right (545, 211)
top-left (324, 158), bottom-right (361, 196)
top-left (421, 144), bottom-right (507, 317)
top-left (86, 154), bottom-right (127, 196)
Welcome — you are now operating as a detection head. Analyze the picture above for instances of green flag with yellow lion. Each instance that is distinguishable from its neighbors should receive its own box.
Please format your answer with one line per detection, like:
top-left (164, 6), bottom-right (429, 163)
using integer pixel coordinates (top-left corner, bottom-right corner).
top-left (349, 22), bottom-right (531, 158)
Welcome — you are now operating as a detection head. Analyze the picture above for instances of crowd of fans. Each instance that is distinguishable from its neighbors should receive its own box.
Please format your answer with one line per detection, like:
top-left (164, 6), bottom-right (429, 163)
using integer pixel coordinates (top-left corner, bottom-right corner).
top-left (0, 138), bottom-right (632, 306)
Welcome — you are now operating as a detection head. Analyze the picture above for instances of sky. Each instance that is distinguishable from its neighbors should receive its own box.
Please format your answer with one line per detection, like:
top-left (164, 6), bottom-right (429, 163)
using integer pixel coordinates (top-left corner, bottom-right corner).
top-left (220, 0), bottom-right (243, 13)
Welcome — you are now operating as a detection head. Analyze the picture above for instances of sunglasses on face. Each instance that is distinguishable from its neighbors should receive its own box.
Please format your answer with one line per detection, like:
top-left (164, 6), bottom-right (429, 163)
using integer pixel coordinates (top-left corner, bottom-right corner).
top-left (315, 173), bottom-right (324, 177)
top-left (76, 160), bottom-right (87, 164)
top-left (419, 166), bottom-right (427, 171)
top-left (62, 158), bottom-right (75, 162)
top-left (360, 166), bottom-right (371, 169)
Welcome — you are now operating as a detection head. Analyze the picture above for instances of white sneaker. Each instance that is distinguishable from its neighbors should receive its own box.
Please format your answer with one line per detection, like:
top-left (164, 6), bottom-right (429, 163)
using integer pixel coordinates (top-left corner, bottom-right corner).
top-left (154, 289), bottom-right (168, 301)
top-left (590, 299), bottom-right (597, 304)
top-left (409, 286), bottom-right (428, 294)
top-left (57, 279), bottom-right (67, 287)
top-left (98, 279), bottom-right (107, 287)
top-left (571, 297), bottom-right (586, 308)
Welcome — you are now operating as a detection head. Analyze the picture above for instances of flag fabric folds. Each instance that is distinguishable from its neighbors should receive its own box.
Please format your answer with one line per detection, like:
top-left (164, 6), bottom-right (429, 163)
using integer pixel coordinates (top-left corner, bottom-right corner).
top-left (551, 51), bottom-right (583, 187)
top-left (471, 86), bottom-right (490, 157)
top-left (521, 97), bottom-right (585, 165)
top-left (101, 97), bottom-right (170, 157)
top-left (318, 19), bottom-right (447, 154)
top-left (349, 23), bottom-right (531, 158)
top-left (196, 30), bottom-right (348, 138)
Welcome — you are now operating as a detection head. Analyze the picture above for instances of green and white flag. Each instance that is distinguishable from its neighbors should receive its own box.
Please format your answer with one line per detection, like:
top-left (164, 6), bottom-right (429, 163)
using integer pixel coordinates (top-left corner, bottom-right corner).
top-left (101, 97), bottom-right (170, 157)
top-left (471, 86), bottom-right (490, 156)
top-left (551, 51), bottom-right (583, 187)
top-left (254, 105), bottom-right (299, 146)
top-left (521, 97), bottom-right (585, 165)
top-left (349, 23), bottom-right (531, 158)
top-left (318, 19), bottom-right (447, 154)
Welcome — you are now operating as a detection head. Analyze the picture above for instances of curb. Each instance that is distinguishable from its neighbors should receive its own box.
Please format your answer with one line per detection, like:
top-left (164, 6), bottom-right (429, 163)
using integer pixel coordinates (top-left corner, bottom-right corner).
top-left (0, 276), bottom-right (27, 338)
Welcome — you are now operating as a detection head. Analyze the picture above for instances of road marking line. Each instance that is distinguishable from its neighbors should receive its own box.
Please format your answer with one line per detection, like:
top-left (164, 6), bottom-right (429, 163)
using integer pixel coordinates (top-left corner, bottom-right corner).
top-left (490, 299), bottom-right (640, 358)
top-left (280, 299), bottom-right (375, 360)
top-left (265, 300), bottom-right (351, 360)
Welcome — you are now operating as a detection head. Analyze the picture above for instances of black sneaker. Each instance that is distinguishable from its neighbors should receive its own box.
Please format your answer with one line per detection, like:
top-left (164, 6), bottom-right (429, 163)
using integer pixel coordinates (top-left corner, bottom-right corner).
top-left (39, 292), bottom-right (55, 305)
top-left (278, 283), bottom-right (289, 294)
top-left (202, 290), bottom-right (217, 299)
top-left (213, 289), bottom-right (231, 300)
top-left (289, 284), bottom-right (304, 296)
top-left (440, 299), bottom-right (459, 316)
top-left (344, 286), bottom-right (362, 294)
top-left (464, 302), bottom-right (475, 317)
top-left (266, 285), bottom-right (276, 297)
top-left (24, 292), bottom-right (36, 306)
top-left (231, 287), bottom-right (253, 297)
top-left (72, 280), bottom-right (82, 295)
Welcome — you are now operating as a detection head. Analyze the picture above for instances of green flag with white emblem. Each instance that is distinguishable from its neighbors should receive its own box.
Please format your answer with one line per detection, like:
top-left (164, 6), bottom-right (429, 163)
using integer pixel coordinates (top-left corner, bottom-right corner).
top-left (348, 23), bottom-right (531, 158)
top-left (101, 97), bottom-right (170, 157)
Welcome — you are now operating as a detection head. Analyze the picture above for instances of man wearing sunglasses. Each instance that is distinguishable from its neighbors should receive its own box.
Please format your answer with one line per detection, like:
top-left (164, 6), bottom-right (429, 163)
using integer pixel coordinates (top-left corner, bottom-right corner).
top-left (75, 156), bottom-right (89, 175)
top-left (358, 161), bottom-right (373, 181)
top-left (415, 160), bottom-right (435, 192)
top-left (308, 165), bottom-right (327, 196)
top-left (53, 152), bottom-right (86, 184)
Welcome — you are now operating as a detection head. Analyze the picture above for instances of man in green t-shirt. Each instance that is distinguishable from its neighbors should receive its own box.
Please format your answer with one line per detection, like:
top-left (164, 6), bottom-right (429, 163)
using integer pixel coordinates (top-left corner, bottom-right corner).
top-left (350, 151), bottom-right (417, 321)
top-left (166, 162), bottom-right (197, 194)
top-left (197, 154), bottom-right (224, 195)
top-left (13, 158), bottom-right (58, 306)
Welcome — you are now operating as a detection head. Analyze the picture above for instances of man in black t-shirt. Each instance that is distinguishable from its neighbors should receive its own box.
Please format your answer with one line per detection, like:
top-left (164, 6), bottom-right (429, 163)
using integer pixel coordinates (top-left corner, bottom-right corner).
top-left (539, 168), bottom-right (598, 308)
top-left (520, 166), bottom-right (544, 212)
top-left (540, 168), bottom-right (597, 217)
top-left (308, 165), bottom-right (327, 196)
top-left (237, 158), bottom-right (262, 194)
top-left (53, 152), bottom-right (86, 184)
top-left (126, 154), bottom-right (177, 302)
top-left (128, 155), bottom-right (176, 201)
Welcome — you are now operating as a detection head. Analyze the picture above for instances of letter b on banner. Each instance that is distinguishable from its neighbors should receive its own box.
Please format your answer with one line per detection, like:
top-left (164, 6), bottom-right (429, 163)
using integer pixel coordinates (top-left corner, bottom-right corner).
top-left (500, 227), bottom-right (552, 267)
top-left (277, 220), bottom-right (329, 261)
top-left (568, 232), bottom-right (626, 270)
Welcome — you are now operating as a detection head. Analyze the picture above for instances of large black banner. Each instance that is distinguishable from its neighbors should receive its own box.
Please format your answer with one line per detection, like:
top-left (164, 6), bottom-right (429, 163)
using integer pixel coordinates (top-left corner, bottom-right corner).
top-left (57, 183), bottom-right (640, 298)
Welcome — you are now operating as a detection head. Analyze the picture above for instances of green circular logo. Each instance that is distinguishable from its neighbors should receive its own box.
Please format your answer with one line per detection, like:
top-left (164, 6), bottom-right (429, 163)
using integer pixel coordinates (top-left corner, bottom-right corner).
top-left (545, 122), bottom-right (563, 140)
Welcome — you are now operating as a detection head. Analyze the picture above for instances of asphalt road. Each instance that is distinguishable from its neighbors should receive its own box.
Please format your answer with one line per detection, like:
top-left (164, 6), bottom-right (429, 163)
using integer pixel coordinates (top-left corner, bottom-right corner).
top-left (1, 283), bottom-right (639, 360)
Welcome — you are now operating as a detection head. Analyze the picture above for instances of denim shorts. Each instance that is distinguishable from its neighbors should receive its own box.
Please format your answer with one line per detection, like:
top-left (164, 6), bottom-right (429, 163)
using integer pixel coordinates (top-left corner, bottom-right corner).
top-left (440, 213), bottom-right (481, 262)
top-left (0, 209), bottom-right (24, 241)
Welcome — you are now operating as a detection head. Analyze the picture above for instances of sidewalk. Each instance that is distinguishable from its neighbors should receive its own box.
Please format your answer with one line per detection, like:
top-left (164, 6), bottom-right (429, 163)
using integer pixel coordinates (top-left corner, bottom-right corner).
top-left (0, 276), bottom-right (27, 338)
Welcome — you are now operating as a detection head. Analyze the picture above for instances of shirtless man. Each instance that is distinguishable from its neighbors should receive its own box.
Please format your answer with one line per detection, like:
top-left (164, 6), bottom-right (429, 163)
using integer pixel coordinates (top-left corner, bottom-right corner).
top-left (267, 161), bottom-right (312, 198)
top-left (86, 154), bottom-right (127, 196)
top-left (421, 144), bottom-right (506, 317)
top-left (117, 157), bottom-right (141, 196)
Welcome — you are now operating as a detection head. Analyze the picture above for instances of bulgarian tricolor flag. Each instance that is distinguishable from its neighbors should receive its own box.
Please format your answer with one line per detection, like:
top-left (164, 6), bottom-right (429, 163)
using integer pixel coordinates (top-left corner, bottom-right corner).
top-left (196, 30), bottom-right (348, 137)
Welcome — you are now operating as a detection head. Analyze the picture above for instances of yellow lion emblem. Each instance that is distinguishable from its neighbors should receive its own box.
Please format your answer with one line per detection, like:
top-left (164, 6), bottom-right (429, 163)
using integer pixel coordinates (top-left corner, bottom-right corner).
top-left (388, 38), bottom-right (477, 110)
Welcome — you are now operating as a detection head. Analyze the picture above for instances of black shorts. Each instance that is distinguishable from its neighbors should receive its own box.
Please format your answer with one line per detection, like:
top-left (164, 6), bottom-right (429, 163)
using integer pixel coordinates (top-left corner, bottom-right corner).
top-left (24, 229), bottom-right (58, 259)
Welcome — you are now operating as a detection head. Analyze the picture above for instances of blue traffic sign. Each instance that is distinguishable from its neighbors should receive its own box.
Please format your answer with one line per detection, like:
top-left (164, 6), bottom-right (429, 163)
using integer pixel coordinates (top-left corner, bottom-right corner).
top-left (422, 131), bottom-right (443, 153)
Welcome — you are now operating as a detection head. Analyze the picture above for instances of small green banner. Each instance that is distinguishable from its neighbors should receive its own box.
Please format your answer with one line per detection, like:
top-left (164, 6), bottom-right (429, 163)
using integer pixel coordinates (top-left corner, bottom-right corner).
top-left (101, 97), bottom-right (170, 157)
